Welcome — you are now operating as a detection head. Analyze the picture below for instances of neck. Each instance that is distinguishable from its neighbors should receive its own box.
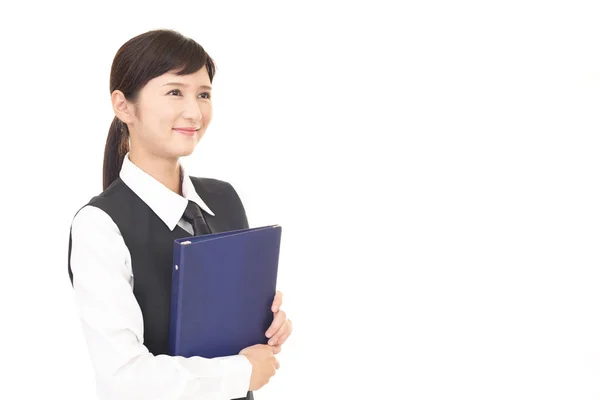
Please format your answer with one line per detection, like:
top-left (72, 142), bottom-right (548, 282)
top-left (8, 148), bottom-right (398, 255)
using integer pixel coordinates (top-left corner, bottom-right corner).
top-left (129, 148), bottom-right (182, 195)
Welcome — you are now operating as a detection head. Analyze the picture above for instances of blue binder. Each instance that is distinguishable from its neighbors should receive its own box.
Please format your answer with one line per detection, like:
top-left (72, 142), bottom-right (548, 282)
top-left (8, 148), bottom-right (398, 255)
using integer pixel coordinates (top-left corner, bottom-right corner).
top-left (168, 225), bottom-right (282, 358)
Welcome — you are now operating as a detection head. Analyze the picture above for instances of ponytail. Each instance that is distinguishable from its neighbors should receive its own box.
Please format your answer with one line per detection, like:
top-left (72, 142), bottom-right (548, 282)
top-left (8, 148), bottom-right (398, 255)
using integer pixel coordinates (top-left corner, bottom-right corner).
top-left (102, 116), bottom-right (129, 190)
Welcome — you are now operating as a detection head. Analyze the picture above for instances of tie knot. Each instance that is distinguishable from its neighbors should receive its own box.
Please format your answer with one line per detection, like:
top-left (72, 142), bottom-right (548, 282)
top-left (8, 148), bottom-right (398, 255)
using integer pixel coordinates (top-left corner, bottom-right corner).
top-left (183, 200), bottom-right (202, 222)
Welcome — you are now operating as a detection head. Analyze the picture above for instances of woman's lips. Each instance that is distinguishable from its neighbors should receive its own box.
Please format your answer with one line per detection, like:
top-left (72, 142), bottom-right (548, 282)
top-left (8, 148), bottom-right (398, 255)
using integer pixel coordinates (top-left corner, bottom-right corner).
top-left (173, 128), bottom-right (198, 137)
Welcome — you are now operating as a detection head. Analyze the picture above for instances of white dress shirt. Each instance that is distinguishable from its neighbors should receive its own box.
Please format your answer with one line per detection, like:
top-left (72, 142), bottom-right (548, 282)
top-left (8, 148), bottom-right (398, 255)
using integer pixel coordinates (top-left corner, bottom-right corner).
top-left (70, 154), bottom-right (252, 400)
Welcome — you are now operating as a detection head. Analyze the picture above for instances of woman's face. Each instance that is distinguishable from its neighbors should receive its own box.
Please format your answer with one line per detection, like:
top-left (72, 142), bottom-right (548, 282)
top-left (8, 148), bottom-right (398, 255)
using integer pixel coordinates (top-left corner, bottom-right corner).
top-left (128, 66), bottom-right (213, 160)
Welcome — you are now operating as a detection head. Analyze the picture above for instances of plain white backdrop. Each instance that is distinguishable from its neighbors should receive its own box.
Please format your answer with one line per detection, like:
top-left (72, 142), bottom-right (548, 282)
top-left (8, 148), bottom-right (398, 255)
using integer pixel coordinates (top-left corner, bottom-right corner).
top-left (0, 1), bottom-right (599, 399)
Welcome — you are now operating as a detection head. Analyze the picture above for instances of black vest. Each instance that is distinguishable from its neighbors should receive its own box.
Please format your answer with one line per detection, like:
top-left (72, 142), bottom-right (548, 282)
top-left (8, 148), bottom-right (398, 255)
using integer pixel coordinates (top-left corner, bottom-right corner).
top-left (68, 177), bottom-right (253, 400)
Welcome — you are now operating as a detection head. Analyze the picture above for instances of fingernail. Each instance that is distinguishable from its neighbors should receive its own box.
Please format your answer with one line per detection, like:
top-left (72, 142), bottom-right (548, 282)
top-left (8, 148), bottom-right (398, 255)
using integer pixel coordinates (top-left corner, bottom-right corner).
top-left (266, 332), bottom-right (272, 338)
top-left (268, 340), bottom-right (274, 345)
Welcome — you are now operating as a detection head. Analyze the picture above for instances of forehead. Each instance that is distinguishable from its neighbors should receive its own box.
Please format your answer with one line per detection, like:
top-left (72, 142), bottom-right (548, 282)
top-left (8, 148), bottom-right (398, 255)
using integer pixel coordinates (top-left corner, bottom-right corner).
top-left (150, 66), bottom-right (211, 87)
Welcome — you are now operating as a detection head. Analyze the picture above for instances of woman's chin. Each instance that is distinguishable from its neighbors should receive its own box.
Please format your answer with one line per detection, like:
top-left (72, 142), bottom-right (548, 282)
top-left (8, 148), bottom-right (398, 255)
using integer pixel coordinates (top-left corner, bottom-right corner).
top-left (175, 147), bottom-right (195, 158)
top-left (160, 146), bottom-right (195, 160)
top-left (164, 137), bottom-right (202, 158)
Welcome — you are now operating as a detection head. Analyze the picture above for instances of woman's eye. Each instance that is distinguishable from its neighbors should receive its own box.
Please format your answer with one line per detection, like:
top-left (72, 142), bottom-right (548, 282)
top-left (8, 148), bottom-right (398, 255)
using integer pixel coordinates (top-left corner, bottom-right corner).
top-left (167, 89), bottom-right (210, 99)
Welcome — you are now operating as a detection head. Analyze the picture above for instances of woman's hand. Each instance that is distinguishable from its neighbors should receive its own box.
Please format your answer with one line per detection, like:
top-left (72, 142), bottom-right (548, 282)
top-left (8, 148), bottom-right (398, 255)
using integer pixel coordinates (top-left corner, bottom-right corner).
top-left (265, 290), bottom-right (293, 346)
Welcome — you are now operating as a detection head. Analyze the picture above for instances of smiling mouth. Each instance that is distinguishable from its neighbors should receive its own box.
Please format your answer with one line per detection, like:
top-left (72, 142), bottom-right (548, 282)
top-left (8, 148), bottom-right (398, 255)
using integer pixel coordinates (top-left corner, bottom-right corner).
top-left (173, 128), bottom-right (199, 136)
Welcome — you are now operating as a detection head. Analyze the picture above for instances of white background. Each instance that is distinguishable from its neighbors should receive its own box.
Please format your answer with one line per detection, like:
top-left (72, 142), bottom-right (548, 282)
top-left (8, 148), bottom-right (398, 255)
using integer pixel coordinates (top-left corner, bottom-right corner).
top-left (0, 1), bottom-right (599, 399)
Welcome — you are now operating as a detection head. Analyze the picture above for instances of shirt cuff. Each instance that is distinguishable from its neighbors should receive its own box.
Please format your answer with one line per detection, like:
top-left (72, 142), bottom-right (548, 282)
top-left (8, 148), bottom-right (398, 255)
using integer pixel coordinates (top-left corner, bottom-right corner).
top-left (216, 354), bottom-right (252, 399)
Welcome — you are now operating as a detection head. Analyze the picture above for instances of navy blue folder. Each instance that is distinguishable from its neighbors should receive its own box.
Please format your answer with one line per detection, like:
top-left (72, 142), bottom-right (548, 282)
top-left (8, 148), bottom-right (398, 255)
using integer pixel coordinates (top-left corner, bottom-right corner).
top-left (168, 225), bottom-right (282, 358)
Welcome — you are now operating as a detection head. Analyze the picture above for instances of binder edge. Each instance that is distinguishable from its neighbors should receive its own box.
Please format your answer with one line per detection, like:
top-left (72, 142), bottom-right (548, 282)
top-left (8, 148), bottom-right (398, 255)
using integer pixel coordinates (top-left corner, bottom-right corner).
top-left (168, 242), bottom-right (185, 355)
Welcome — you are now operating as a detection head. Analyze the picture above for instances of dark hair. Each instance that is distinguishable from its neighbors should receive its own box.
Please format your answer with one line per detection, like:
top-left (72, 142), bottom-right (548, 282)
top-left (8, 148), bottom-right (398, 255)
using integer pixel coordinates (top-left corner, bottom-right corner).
top-left (103, 29), bottom-right (216, 190)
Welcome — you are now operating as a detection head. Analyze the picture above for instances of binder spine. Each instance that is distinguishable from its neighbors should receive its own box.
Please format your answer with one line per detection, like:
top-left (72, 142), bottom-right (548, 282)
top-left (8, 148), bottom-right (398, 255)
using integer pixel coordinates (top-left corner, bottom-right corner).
top-left (168, 243), bottom-right (184, 355)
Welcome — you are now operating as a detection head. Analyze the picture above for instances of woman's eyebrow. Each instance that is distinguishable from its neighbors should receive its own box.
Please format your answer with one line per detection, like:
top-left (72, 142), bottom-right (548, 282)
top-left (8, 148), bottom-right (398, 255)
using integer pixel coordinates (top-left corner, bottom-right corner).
top-left (162, 82), bottom-right (212, 90)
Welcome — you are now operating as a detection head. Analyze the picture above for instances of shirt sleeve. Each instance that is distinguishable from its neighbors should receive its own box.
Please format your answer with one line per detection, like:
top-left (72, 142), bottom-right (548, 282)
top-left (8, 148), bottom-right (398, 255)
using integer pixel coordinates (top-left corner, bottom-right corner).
top-left (70, 205), bottom-right (252, 400)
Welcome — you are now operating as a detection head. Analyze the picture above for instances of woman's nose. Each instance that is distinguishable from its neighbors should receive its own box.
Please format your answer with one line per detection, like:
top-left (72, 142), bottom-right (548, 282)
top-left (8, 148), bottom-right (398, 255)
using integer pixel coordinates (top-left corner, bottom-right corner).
top-left (182, 97), bottom-right (203, 122)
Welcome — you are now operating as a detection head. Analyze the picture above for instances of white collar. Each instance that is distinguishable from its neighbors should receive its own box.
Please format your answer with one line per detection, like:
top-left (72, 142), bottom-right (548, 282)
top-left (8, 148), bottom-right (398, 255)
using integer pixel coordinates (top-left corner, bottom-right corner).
top-left (119, 153), bottom-right (215, 231)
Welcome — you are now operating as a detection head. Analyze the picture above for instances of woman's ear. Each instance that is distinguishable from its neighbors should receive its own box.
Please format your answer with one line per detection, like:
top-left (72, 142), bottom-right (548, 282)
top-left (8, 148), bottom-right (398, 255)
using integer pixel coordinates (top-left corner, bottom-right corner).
top-left (111, 90), bottom-right (135, 124)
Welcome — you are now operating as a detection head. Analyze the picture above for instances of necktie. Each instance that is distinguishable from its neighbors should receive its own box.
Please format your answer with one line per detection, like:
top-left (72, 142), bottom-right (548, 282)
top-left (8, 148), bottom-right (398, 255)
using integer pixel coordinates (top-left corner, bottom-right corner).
top-left (182, 200), bottom-right (212, 235)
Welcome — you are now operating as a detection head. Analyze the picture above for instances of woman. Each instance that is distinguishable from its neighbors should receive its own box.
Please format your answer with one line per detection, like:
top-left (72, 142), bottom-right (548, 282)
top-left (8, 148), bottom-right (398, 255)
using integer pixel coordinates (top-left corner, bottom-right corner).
top-left (68, 29), bottom-right (292, 400)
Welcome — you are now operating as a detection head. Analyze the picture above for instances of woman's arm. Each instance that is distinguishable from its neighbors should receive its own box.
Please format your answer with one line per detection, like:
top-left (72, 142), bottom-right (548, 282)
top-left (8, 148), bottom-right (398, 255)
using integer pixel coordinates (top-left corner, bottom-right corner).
top-left (70, 205), bottom-right (252, 399)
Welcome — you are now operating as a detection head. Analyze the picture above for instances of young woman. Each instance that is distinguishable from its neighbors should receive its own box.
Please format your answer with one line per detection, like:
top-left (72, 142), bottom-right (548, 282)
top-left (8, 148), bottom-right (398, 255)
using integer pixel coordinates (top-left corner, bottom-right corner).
top-left (67, 29), bottom-right (292, 400)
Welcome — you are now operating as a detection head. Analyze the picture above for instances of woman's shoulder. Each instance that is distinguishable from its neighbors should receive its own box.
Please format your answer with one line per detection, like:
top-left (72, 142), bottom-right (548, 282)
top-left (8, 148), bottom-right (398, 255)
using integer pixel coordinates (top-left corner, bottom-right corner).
top-left (92, 177), bottom-right (128, 202)
top-left (70, 204), bottom-right (121, 241)
top-left (189, 176), bottom-right (238, 195)
top-left (75, 178), bottom-right (133, 217)
top-left (70, 179), bottom-right (129, 234)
